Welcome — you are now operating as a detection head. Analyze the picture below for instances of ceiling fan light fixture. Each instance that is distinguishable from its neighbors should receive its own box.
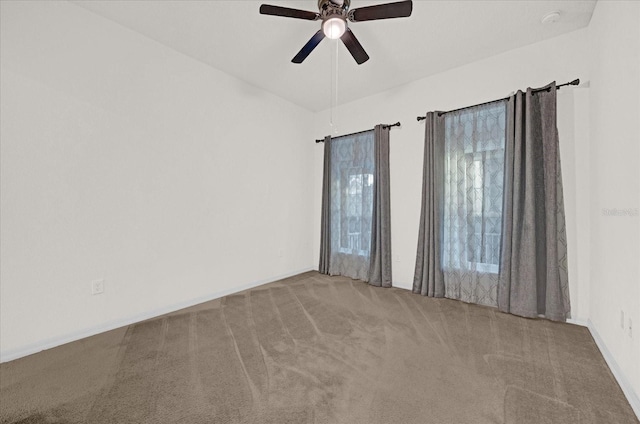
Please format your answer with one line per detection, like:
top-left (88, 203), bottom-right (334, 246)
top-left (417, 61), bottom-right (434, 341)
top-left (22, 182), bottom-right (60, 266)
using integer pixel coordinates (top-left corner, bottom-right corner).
top-left (323, 17), bottom-right (346, 39)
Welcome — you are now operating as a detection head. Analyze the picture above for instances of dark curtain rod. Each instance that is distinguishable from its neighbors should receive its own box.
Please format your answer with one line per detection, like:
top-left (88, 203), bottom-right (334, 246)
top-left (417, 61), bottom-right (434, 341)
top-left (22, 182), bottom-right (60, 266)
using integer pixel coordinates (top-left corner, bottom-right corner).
top-left (315, 122), bottom-right (401, 143)
top-left (416, 79), bottom-right (580, 121)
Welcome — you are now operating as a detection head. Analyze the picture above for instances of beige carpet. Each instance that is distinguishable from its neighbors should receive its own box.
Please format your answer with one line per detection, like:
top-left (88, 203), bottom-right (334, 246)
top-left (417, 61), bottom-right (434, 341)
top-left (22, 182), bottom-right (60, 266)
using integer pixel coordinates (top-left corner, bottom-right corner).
top-left (1, 271), bottom-right (637, 424)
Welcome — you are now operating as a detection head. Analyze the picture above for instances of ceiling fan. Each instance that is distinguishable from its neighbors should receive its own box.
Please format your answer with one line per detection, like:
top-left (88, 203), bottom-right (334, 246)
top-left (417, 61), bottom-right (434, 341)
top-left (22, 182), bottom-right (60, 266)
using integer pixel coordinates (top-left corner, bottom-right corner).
top-left (259, 0), bottom-right (413, 65)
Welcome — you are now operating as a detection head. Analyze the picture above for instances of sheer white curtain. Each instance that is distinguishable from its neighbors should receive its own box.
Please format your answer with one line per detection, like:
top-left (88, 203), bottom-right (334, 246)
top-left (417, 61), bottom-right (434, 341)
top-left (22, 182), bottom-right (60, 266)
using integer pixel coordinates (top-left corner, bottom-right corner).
top-left (442, 102), bottom-right (506, 307)
top-left (328, 131), bottom-right (375, 280)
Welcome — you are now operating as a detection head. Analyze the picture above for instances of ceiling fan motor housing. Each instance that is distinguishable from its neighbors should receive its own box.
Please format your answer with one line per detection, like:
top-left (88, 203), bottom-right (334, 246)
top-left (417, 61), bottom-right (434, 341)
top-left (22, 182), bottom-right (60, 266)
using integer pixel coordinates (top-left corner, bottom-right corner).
top-left (318, 0), bottom-right (350, 19)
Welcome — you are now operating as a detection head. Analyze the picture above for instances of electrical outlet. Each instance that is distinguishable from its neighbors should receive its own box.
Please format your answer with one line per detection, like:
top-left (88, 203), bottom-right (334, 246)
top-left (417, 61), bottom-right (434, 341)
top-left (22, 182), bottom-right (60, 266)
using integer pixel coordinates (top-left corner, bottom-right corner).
top-left (621, 310), bottom-right (625, 329)
top-left (629, 318), bottom-right (633, 338)
top-left (91, 279), bottom-right (105, 295)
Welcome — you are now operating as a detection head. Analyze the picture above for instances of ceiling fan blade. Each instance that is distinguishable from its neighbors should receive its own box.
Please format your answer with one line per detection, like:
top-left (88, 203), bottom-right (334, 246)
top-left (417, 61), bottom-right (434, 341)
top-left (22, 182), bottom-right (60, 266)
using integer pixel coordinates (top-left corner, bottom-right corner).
top-left (340, 28), bottom-right (369, 65)
top-left (260, 4), bottom-right (319, 20)
top-left (349, 0), bottom-right (413, 22)
top-left (292, 30), bottom-right (326, 64)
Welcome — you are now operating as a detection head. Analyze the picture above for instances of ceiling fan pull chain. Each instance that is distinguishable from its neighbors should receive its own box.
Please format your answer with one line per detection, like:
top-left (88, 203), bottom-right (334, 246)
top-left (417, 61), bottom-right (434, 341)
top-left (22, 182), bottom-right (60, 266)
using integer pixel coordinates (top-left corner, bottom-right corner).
top-left (329, 40), bottom-right (339, 132)
top-left (329, 40), bottom-right (334, 129)
top-left (333, 39), bottom-right (339, 133)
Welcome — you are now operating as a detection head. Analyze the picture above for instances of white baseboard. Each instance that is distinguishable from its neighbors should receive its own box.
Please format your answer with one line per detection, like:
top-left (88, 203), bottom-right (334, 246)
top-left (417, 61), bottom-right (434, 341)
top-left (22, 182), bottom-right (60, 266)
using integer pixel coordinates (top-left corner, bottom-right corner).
top-left (392, 281), bottom-right (413, 291)
top-left (566, 317), bottom-right (589, 327)
top-left (586, 319), bottom-right (640, 420)
top-left (0, 267), bottom-right (314, 363)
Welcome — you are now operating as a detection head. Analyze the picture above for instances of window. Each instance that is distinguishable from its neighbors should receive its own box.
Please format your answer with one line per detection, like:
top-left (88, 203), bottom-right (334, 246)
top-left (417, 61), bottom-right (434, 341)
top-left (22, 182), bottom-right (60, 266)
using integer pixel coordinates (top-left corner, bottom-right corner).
top-left (442, 102), bottom-right (506, 275)
top-left (329, 130), bottom-right (375, 280)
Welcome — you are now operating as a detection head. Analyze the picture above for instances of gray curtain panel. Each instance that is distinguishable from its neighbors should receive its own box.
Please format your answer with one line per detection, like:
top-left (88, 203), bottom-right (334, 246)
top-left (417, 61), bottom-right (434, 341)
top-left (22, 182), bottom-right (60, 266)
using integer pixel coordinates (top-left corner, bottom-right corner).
top-left (318, 135), bottom-right (332, 274)
top-left (368, 125), bottom-right (392, 287)
top-left (498, 82), bottom-right (571, 322)
top-left (413, 112), bottom-right (446, 297)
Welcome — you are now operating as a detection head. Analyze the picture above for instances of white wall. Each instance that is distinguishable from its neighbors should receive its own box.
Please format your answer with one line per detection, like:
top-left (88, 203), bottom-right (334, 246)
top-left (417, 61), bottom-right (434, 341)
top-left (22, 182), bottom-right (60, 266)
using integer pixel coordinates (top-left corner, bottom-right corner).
top-left (2, 2), bottom-right (638, 413)
top-left (0, 1), bottom-right (315, 360)
top-left (313, 29), bottom-right (591, 323)
top-left (587, 0), bottom-right (640, 406)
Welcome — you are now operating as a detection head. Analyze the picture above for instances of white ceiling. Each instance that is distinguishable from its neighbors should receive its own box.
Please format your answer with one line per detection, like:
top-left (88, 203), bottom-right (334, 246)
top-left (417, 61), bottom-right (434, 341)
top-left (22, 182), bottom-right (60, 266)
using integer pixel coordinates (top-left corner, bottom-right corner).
top-left (72, 0), bottom-right (596, 112)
